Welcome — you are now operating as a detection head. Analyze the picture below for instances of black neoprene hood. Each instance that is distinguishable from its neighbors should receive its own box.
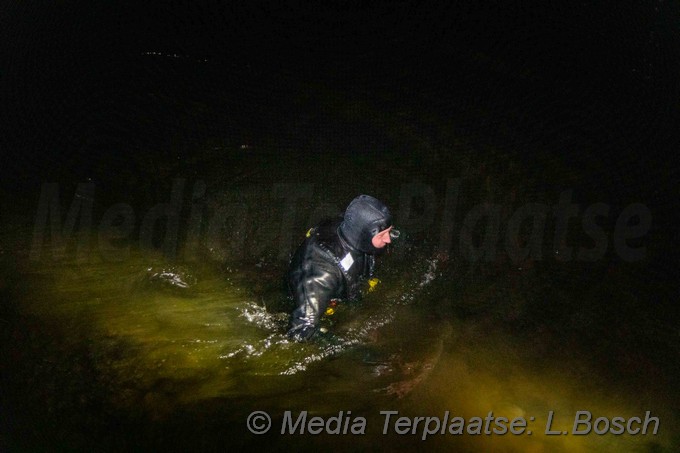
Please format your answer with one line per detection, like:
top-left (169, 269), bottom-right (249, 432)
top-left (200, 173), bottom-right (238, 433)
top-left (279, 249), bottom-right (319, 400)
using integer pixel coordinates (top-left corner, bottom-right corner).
top-left (338, 195), bottom-right (393, 253)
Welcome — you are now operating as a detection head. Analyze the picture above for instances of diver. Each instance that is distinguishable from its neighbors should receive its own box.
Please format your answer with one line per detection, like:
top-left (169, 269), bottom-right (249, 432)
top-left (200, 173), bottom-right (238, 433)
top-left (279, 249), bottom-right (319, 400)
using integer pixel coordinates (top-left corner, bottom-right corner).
top-left (287, 195), bottom-right (399, 342)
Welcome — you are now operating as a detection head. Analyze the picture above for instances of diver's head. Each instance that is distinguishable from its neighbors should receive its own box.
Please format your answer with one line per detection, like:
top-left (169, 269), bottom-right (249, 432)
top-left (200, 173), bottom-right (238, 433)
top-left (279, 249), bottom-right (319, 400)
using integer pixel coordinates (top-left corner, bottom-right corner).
top-left (339, 194), bottom-right (394, 253)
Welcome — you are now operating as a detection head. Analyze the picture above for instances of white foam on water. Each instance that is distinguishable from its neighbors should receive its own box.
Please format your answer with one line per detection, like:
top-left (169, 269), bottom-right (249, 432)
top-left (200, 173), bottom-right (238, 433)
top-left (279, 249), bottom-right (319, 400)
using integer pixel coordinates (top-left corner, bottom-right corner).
top-left (222, 255), bottom-right (442, 375)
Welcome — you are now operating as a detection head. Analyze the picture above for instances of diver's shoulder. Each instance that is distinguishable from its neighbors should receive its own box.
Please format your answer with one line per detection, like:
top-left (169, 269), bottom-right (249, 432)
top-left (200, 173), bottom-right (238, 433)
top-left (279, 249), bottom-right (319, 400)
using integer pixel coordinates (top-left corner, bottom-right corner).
top-left (306, 217), bottom-right (348, 261)
top-left (310, 216), bottom-right (343, 238)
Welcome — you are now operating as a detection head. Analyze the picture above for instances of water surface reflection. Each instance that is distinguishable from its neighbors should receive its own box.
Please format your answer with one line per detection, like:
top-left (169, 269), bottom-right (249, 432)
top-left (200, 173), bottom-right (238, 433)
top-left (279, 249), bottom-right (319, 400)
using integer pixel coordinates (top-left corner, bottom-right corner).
top-left (2, 242), bottom-right (675, 451)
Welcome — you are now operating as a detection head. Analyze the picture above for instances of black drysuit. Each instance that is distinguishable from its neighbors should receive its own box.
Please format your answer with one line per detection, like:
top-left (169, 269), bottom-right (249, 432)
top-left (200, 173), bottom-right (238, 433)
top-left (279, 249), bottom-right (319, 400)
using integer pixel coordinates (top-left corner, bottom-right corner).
top-left (287, 218), bottom-right (374, 341)
top-left (287, 195), bottom-right (393, 341)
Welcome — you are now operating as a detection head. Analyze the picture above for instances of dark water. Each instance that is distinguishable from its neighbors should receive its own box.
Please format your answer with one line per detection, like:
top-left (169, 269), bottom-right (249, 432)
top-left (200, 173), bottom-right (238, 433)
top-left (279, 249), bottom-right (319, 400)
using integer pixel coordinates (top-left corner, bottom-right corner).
top-left (2, 2), bottom-right (680, 452)
top-left (2, 146), bottom-right (678, 451)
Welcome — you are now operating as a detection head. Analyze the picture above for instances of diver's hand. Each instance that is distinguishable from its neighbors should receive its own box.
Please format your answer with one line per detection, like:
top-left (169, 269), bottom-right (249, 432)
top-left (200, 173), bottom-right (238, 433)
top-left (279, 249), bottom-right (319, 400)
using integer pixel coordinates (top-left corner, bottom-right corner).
top-left (287, 324), bottom-right (318, 342)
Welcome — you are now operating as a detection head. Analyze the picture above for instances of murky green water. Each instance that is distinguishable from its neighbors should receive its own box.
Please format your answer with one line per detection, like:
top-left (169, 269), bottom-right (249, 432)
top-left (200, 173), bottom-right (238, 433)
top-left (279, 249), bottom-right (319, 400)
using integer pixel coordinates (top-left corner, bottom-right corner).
top-left (2, 223), bottom-right (678, 451)
top-left (3, 2), bottom-right (679, 449)
top-left (0, 138), bottom-right (675, 452)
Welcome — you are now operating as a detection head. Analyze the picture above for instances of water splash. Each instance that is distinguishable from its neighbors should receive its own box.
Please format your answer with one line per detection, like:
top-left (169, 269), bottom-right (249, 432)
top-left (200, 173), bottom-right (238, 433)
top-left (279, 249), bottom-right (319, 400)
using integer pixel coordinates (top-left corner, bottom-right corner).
top-left (146, 266), bottom-right (197, 289)
top-left (223, 254), bottom-right (442, 376)
top-left (392, 257), bottom-right (440, 305)
top-left (419, 258), bottom-right (439, 288)
top-left (238, 300), bottom-right (289, 331)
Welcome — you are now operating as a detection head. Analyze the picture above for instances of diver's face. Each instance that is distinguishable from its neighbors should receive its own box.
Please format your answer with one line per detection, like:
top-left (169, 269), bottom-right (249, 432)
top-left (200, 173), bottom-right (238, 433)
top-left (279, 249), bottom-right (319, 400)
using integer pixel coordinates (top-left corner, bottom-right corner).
top-left (371, 226), bottom-right (393, 249)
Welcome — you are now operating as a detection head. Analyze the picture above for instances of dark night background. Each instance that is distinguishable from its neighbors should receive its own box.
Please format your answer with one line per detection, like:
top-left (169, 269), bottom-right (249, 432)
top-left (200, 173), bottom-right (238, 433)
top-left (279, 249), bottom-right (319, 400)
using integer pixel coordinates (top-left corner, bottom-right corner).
top-left (3, 1), bottom-right (679, 193)
top-left (2, 0), bottom-right (678, 296)
top-left (1, 1), bottom-right (680, 451)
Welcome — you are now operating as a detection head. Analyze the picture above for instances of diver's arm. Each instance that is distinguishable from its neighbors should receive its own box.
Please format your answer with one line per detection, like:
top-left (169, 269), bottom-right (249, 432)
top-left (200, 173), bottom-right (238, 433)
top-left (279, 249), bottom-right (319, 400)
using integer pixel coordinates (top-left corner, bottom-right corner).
top-left (288, 258), bottom-right (342, 342)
